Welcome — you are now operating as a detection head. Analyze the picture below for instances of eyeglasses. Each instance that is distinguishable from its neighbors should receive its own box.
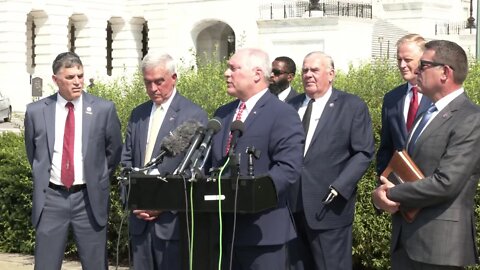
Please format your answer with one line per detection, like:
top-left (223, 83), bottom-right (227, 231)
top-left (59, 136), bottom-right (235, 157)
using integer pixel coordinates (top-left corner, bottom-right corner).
top-left (419, 60), bottom-right (454, 71)
top-left (271, 69), bottom-right (289, 76)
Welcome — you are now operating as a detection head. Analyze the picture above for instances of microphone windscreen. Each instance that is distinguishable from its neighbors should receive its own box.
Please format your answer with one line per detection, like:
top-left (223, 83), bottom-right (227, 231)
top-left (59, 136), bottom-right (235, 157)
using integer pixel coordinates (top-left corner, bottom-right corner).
top-left (162, 120), bottom-right (202, 156)
top-left (207, 117), bottom-right (222, 134)
top-left (231, 120), bottom-right (245, 136)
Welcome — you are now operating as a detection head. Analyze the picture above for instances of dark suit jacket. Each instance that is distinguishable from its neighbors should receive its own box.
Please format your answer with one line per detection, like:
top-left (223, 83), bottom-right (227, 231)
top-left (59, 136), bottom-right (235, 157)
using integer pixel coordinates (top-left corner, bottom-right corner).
top-left (388, 93), bottom-right (480, 267)
top-left (121, 92), bottom-right (207, 240)
top-left (24, 92), bottom-right (123, 227)
top-left (376, 83), bottom-right (431, 175)
top-left (210, 91), bottom-right (304, 246)
top-left (288, 89), bottom-right (375, 230)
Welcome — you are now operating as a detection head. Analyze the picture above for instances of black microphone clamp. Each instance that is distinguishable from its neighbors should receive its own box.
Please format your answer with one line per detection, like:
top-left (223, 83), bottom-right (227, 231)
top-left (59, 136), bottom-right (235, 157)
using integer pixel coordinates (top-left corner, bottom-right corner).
top-left (246, 146), bottom-right (261, 177)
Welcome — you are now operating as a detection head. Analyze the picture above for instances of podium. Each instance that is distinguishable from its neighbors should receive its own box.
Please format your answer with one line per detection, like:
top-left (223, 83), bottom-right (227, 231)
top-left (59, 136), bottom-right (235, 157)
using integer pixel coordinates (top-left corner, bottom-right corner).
top-left (125, 173), bottom-right (278, 270)
top-left (127, 173), bottom-right (277, 213)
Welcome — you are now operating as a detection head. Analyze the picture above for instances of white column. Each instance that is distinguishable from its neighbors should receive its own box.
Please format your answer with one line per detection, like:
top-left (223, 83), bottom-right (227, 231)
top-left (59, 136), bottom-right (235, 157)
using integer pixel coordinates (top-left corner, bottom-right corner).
top-left (33, 11), bottom-right (70, 93)
top-left (74, 16), bottom-right (110, 80)
top-left (109, 17), bottom-right (142, 78)
top-left (0, 2), bottom-right (32, 112)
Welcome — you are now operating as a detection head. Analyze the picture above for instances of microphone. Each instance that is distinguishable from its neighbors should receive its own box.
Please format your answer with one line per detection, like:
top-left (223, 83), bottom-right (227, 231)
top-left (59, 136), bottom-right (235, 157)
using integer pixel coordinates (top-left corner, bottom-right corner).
top-left (190, 117), bottom-right (222, 168)
top-left (173, 126), bottom-right (206, 175)
top-left (227, 120), bottom-right (245, 156)
top-left (199, 117), bottom-right (222, 153)
top-left (143, 120), bottom-right (202, 168)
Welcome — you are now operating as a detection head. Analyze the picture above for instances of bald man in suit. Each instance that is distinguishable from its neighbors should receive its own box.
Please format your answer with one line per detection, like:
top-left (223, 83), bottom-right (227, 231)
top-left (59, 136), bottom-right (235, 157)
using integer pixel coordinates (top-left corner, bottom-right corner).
top-left (24, 52), bottom-right (122, 270)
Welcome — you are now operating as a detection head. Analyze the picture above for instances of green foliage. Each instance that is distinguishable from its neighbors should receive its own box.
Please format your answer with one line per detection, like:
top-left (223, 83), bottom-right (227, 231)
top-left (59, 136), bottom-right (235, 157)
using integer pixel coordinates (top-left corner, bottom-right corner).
top-left (0, 132), bottom-right (34, 253)
top-left (2, 58), bottom-right (480, 269)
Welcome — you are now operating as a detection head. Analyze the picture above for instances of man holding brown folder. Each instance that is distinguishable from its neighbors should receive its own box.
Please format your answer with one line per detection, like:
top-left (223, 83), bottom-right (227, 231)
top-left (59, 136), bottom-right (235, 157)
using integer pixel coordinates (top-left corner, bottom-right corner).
top-left (372, 40), bottom-right (480, 269)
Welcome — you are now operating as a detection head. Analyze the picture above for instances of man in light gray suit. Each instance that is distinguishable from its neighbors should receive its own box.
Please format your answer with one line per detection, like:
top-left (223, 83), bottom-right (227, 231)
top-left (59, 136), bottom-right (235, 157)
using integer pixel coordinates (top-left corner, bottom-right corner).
top-left (373, 40), bottom-right (480, 269)
top-left (121, 52), bottom-right (207, 270)
top-left (24, 52), bottom-right (123, 270)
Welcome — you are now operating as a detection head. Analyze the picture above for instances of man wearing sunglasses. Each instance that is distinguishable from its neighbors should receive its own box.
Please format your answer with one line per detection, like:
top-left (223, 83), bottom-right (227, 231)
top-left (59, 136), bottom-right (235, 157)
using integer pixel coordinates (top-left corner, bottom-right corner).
top-left (269, 56), bottom-right (299, 102)
top-left (373, 40), bottom-right (480, 269)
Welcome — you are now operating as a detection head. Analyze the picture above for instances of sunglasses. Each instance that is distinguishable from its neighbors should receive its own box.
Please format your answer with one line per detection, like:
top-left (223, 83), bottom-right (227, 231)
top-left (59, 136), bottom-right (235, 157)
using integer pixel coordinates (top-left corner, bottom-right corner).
top-left (419, 60), bottom-right (455, 71)
top-left (271, 69), bottom-right (289, 76)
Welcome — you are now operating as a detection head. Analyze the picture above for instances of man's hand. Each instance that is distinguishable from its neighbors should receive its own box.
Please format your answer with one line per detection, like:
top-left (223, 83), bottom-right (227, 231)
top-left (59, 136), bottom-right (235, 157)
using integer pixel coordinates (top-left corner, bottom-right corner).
top-left (372, 176), bottom-right (400, 214)
top-left (132, 210), bottom-right (162, 221)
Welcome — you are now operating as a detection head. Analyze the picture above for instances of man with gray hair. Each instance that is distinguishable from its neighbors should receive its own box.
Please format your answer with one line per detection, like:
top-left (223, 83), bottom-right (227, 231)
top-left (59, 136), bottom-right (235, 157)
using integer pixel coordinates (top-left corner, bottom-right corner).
top-left (209, 48), bottom-right (304, 269)
top-left (288, 51), bottom-right (374, 270)
top-left (121, 52), bottom-right (207, 269)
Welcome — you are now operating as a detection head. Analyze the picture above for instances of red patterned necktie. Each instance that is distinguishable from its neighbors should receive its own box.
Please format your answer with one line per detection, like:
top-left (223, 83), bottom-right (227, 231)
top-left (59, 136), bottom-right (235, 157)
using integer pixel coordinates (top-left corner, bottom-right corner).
top-left (406, 86), bottom-right (419, 132)
top-left (61, 102), bottom-right (75, 188)
top-left (225, 102), bottom-right (246, 154)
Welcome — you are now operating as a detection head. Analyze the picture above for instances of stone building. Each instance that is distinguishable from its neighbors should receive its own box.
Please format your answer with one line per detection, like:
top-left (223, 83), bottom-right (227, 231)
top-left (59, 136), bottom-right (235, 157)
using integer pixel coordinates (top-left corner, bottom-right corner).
top-left (0, 0), bottom-right (475, 111)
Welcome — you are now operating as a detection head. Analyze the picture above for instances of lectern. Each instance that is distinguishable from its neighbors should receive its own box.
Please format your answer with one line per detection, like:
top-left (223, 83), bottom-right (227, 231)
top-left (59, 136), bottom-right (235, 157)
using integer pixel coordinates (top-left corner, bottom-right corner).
top-left (125, 173), bottom-right (278, 270)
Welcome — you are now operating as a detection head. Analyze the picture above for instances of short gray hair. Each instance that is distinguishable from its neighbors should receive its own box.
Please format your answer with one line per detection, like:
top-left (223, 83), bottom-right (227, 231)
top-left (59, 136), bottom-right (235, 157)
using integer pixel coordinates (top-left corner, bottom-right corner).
top-left (141, 52), bottom-right (176, 75)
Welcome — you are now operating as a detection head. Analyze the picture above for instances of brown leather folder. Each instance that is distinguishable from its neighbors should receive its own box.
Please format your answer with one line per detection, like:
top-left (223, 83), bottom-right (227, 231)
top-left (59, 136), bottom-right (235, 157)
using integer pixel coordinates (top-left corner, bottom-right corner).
top-left (381, 150), bottom-right (424, 223)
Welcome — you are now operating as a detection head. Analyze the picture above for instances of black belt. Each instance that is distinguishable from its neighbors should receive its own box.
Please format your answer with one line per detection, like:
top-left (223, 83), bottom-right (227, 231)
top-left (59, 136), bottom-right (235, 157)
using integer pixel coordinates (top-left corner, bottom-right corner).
top-left (48, 182), bottom-right (86, 193)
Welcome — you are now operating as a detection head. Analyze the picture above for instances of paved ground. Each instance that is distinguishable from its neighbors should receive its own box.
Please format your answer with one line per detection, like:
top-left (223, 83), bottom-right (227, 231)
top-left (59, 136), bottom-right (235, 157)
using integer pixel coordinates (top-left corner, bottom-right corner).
top-left (0, 252), bottom-right (130, 270)
top-left (0, 112), bottom-right (22, 133)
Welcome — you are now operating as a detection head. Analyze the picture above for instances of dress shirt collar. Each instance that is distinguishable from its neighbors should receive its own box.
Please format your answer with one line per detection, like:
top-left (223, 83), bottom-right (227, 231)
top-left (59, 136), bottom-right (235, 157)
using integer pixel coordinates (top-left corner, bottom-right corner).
top-left (434, 87), bottom-right (464, 112)
top-left (151, 87), bottom-right (177, 112)
top-left (241, 88), bottom-right (269, 114)
top-left (57, 92), bottom-right (82, 110)
top-left (277, 86), bottom-right (292, 102)
top-left (303, 87), bottom-right (332, 107)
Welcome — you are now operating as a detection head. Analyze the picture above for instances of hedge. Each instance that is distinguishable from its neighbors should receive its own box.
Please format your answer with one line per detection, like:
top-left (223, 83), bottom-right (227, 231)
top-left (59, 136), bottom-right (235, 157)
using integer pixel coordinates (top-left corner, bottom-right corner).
top-left (1, 58), bottom-right (480, 269)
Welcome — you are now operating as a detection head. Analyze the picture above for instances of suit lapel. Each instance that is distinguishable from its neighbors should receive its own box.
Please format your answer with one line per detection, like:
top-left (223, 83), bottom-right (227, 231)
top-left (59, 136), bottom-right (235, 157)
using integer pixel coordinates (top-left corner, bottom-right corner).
top-left (412, 94), bottom-right (465, 156)
top-left (395, 84), bottom-right (408, 137)
top-left (152, 94), bottom-right (180, 156)
top-left (305, 89), bottom-right (339, 157)
top-left (244, 91), bottom-right (273, 131)
top-left (82, 92), bottom-right (93, 157)
top-left (417, 94), bottom-right (432, 119)
top-left (43, 95), bottom-right (57, 162)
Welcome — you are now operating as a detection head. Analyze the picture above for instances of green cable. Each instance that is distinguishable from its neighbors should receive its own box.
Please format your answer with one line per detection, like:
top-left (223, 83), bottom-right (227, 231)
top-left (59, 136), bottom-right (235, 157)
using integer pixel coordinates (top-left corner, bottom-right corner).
top-left (189, 181), bottom-right (195, 270)
top-left (218, 156), bottom-right (230, 270)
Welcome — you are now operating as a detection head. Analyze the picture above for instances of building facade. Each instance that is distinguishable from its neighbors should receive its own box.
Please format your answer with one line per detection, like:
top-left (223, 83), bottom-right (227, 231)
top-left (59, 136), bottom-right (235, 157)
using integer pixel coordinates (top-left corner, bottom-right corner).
top-left (0, 0), bottom-right (475, 111)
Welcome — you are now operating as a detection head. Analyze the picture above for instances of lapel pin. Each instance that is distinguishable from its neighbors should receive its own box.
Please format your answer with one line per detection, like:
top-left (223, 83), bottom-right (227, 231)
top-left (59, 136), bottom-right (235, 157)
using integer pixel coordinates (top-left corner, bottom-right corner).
top-left (329, 103), bottom-right (334, 107)
top-left (169, 117), bottom-right (175, 121)
top-left (86, 107), bottom-right (92, 114)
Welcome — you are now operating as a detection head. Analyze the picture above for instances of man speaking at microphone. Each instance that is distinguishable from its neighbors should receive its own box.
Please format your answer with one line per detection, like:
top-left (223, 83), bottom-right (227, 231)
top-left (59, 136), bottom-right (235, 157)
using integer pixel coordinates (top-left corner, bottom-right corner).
top-left (121, 52), bottom-right (207, 270)
top-left (209, 48), bottom-right (304, 269)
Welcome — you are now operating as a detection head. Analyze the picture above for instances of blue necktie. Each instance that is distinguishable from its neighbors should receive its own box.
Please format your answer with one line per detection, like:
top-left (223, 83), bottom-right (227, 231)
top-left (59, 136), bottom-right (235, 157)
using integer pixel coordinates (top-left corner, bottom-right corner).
top-left (407, 104), bottom-right (437, 155)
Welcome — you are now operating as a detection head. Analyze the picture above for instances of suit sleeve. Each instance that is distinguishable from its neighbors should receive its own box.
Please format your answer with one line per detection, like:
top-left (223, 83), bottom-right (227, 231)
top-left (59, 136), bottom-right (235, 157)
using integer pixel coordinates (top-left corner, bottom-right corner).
top-left (120, 110), bottom-right (135, 169)
top-left (330, 99), bottom-right (375, 200)
top-left (24, 109), bottom-right (35, 167)
top-left (105, 103), bottom-right (123, 176)
top-left (376, 97), bottom-right (393, 176)
top-left (268, 107), bottom-right (305, 199)
top-left (388, 112), bottom-right (480, 208)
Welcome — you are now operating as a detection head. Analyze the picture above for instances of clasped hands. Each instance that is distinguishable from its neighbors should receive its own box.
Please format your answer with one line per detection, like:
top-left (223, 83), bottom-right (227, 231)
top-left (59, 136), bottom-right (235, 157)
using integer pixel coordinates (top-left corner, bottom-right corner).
top-left (371, 176), bottom-right (400, 214)
top-left (133, 209), bottom-right (162, 221)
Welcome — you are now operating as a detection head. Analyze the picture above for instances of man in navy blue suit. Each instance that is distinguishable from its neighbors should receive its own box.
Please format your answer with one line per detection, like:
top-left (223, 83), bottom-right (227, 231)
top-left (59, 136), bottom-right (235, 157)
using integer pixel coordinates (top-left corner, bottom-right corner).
top-left (209, 48), bottom-right (304, 269)
top-left (376, 34), bottom-right (431, 176)
top-left (288, 51), bottom-right (375, 270)
top-left (121, 52), bottom-right (207, 270)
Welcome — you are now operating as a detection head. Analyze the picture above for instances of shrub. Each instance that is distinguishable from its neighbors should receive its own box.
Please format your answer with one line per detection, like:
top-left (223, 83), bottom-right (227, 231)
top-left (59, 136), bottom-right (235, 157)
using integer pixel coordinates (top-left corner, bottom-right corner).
top-left (2, 59), bottom-right (480, 269)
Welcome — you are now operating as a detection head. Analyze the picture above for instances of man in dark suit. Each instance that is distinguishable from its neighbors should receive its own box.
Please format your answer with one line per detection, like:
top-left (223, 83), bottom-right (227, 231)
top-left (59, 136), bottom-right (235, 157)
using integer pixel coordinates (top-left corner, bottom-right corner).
top-left (377, 34), bottom-right (431, 176)
top-left (121, 52), bottom-right (207, 270)
top-left (210, 48), bottom-right (304, 269)
top-left (24, 52), bottom-right (123, 270)
top-left (269, 56), bottom-right (298, 102)
top-left (373, 40), bottom-right (480, 269)
top-left (288, 51), bottom-right (375, 270)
